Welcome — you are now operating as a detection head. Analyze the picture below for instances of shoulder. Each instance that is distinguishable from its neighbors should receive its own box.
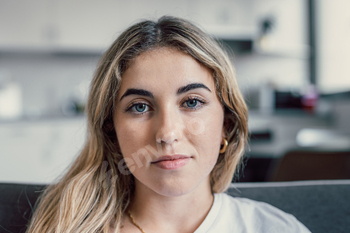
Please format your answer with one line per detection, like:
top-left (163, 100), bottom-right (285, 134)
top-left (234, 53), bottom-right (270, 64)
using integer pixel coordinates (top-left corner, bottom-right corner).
top-left (213, 193), bottom-right (311, 233)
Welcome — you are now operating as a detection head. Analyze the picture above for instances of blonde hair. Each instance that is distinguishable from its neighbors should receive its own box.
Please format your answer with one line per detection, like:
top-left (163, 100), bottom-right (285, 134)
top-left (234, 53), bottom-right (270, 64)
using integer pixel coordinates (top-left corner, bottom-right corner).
top-left (26, 16), bottom-right (248, 233)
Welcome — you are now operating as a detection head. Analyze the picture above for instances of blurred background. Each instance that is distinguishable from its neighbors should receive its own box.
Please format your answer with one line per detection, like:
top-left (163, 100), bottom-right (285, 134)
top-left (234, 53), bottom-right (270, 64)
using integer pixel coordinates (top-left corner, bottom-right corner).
top-left (1, 0), bottom-right (350, 184)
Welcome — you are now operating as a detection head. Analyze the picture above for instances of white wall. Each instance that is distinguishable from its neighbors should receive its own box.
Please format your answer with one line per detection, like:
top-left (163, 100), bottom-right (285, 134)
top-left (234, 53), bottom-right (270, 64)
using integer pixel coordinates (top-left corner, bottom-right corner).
top-left (316, 0), bottom-right (350, 93)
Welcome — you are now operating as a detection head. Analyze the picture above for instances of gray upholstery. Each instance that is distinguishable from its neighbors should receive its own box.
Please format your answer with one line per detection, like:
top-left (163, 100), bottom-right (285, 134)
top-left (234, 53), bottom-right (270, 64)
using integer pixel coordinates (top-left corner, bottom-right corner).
top-left (1, 180), bottom-right (349, 233)
top-left (0, 183), bottom-right (46, 233)
top-left (228, 180), bottom-right (350, 233)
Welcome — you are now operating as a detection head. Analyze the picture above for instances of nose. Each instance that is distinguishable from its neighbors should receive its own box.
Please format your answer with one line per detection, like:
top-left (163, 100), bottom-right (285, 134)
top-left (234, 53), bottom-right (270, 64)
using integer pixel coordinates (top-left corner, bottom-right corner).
top-left (155, 106), bottom-right (183, 145)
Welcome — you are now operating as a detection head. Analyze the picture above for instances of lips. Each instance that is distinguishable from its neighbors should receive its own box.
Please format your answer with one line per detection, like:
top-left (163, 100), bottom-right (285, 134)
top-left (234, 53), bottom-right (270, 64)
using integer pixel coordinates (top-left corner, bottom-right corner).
top-left (152, 155), bottom-right (190, 163)
top-left (151, 154), bottom-right (192, 170)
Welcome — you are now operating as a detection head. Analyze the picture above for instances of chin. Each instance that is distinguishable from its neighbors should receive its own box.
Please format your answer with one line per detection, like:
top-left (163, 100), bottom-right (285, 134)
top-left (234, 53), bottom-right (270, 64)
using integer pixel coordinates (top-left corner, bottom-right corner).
top-left (151, 177), bottom-right (207, 198)
top-left (155, 185), bottom-right (194, 197)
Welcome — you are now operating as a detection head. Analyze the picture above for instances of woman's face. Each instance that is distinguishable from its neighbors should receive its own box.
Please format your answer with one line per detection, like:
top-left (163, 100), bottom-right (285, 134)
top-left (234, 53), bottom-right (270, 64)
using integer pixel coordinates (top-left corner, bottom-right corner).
top-left (113, 47), bottom-right (225, 197)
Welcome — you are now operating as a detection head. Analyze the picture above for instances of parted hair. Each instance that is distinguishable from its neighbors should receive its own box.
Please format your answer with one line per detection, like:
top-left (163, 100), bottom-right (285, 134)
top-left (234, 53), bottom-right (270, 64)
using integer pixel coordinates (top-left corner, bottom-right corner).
top-left (26, 15), bottom-right (248, 233)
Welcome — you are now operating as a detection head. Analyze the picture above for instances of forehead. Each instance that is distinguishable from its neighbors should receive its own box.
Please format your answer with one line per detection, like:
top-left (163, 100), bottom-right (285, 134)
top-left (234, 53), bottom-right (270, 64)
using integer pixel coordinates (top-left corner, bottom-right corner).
top-left (118, 47), bottom-right (215, 96)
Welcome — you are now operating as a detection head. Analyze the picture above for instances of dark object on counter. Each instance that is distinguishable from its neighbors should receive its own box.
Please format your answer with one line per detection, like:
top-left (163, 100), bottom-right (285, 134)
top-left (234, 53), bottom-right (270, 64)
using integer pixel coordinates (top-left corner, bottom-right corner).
top-left (220, 39), bottom-right (253, 54)
top-left (275, 91), bottom-right (303, 109)
top-left (270, 150), bottom-right (350, 181)
top-left (237, 157), bottom-right (274, 182)
top-left (249, 130), bottom-right (273, 142)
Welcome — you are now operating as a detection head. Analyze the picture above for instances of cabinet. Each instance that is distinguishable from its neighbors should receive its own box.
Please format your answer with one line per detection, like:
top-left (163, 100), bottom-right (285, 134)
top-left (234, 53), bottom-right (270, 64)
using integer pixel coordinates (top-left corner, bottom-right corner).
top-left (0, 0), bottom-right (257, 53)
top-left (0, 0), bottom-right (50, 51)
top-left (0, 118), bottom-right (86, 183)
top-left (188, 0), bottom-right (257, 40)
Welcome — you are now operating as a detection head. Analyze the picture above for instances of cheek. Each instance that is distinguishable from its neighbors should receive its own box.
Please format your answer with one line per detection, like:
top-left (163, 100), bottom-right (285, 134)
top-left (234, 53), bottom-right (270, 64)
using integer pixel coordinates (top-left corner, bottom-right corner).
top-left (115, 121), bottom-right (147, 157)
top-left (184, 111), bottom-right (223, 161)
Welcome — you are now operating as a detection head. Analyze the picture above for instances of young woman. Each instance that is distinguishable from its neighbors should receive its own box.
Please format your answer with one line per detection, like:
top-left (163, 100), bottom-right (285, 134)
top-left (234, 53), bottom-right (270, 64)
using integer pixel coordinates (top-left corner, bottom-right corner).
top-left (26, 16), bottom-right (310, 233)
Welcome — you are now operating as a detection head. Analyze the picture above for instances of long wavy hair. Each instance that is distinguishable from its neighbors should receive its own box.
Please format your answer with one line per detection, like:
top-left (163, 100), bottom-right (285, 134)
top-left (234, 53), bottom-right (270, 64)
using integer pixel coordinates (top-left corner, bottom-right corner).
top-left (26, 16), bottom-right (248, 233)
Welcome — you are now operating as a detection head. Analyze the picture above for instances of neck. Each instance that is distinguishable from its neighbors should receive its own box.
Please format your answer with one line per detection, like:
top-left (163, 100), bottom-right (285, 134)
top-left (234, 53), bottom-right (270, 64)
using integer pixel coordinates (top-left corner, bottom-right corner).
top-left (127, 177), bottom-right (214, 233)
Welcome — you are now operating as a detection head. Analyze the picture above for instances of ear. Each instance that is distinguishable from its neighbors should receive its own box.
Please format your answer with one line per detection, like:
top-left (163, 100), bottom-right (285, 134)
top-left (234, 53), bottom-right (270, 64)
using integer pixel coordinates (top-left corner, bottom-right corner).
top-left (222, 113), bottom-right (229, 139)
top-left (221, 126), bottom-right (226, 139)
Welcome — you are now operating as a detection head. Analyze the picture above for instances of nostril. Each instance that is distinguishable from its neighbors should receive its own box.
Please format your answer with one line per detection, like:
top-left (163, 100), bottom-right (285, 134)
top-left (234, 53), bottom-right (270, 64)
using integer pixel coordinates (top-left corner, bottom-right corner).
top-left (156, 131), bottom-right (180, 145)
top-left (156, 137), bottom-right (163, 144)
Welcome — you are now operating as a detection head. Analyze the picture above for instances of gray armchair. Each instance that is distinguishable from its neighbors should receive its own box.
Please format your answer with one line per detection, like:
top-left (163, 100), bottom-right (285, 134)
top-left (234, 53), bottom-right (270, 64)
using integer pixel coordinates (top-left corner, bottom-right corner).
top-left (1, 180), bottom-right (349, 233)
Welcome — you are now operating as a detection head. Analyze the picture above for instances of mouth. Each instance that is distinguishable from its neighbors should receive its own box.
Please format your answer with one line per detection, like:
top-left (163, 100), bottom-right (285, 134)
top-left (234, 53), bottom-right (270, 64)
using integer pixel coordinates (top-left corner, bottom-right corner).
top-left (151, 154), bottom-right (192, 170)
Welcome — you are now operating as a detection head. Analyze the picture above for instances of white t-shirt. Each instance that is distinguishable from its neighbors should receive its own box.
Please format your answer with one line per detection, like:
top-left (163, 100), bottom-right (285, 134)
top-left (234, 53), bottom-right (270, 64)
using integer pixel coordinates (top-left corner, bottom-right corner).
top-left (194, 193), bottom-right (311, 233)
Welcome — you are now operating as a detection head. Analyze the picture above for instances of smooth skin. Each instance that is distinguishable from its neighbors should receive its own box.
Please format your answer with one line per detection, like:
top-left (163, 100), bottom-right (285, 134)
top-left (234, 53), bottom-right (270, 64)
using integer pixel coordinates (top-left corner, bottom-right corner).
top-left (113, 47), bottom-right (226, 233)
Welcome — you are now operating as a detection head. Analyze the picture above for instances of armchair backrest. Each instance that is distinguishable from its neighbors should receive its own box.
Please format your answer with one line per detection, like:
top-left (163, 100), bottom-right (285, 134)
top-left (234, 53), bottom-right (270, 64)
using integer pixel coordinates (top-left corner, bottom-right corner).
top-left (1, 180), bottom-right (349, 233)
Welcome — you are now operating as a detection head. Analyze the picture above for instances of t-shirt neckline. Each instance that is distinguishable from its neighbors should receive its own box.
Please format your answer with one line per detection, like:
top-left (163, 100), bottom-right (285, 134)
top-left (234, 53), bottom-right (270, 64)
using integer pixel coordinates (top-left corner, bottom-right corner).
top-left (194, 193), bottom-right (223, 233)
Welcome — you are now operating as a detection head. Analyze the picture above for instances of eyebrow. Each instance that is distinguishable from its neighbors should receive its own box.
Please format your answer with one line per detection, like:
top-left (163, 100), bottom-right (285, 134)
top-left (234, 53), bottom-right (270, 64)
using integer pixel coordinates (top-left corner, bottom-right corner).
top-left (119, 82), bottom-right (211, 101)
top-left (177, 83), bottom-right (211, 95)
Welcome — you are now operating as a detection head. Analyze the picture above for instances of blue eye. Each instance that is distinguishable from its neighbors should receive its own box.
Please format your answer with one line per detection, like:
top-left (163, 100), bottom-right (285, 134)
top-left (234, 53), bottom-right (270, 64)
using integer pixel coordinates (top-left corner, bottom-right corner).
top-left (186, 99), bottom-right (198, 108)
top-left (133, 103), bottom-right (149, 113)
top-left (125, 102), bottom-right (150, 115)
top-left (183, 97), bottom-right (206, 109)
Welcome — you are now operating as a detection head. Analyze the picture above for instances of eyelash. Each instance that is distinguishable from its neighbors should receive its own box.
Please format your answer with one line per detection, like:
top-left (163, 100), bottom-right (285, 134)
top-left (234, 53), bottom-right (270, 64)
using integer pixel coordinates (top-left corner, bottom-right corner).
top-left (124, 96), bottom-right (207, 115)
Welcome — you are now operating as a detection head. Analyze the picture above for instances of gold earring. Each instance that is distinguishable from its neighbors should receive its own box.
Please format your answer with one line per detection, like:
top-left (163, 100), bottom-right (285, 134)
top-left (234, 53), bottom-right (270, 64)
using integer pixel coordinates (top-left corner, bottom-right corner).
top-left (219, 138), bottom-right (228, 153)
